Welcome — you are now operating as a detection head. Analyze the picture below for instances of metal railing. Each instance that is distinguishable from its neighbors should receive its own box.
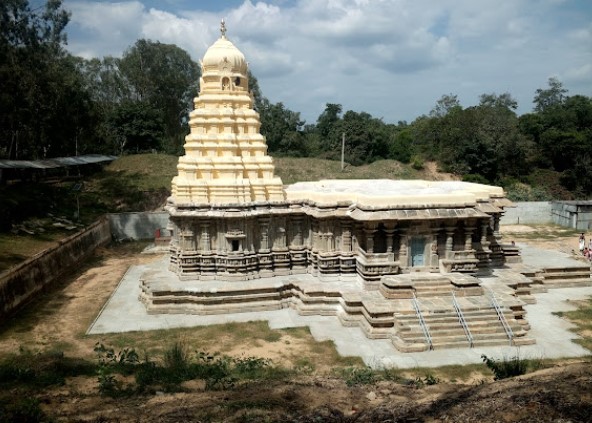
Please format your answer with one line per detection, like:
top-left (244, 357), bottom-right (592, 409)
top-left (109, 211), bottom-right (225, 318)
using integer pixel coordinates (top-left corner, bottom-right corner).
top-left (489, 291), bottom-right (514, 345)
top-left (452, 291), bottom-right (474, 348)
top-left (412, 293), bottom-right (433, 350)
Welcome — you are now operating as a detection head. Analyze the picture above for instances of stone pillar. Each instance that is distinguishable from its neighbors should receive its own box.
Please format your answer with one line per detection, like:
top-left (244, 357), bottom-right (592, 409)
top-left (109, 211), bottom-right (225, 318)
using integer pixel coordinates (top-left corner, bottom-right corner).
top-left (311, 220), bottom-right (320, 252)
top-left (181, 227), bottom-right (195, 251)
top-left (464, 226), bottom-right (475, 251)
top-left (259, 217), bottom-right (270, 252)
top-left (480, 222), bottom-right (490, 250)
top-left (445, 226), bottom-right (455, 252)
top-left (493, 214), bottom-right (501, 240)
top-left (430, 227), bottom-right (440, 266)
top-left (200, 221), bottom-right (211, 252)
top-left (364, 228), bottom-right (376, 253)
top-left (291, 216), bottom-right (303, 247)
top-left (398, 228), bottom-right (408, 265)
top-left (341, 221), bottom-right (352, 252)
top-left (385, 223), bottom-right (396, 253)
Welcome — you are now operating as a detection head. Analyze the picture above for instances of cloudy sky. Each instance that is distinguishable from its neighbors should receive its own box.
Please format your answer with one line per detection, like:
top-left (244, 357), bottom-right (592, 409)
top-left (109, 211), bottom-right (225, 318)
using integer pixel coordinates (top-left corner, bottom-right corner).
top-left (62, 0), bottom-right (591, 124)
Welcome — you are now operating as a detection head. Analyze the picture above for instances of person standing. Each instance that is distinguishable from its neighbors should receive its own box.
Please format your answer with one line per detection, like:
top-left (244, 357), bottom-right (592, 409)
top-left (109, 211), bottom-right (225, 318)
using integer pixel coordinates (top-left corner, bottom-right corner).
top-left (579, 233), bottom-right (586, 253)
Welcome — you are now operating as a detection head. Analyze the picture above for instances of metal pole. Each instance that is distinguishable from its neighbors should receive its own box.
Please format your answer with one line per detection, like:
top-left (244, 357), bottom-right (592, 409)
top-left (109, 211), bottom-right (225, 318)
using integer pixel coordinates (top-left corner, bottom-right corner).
top-left (341, 132), bottom-right (345, 171)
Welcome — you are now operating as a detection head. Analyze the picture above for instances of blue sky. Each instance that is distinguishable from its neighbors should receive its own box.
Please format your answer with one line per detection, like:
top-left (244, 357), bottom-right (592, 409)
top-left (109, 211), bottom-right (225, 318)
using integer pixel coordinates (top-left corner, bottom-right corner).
top-left (62, 0), bottom-right (592, 125)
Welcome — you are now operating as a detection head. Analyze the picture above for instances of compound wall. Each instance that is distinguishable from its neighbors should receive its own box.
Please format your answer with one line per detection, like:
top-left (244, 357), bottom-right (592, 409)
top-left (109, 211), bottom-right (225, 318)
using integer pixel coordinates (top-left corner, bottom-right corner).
top-left (500, 202), bottom-right (552, 225)
top-left (0, 217), bottom-right (111, 321)
top-left (108, 212), bottom-right (169, 241)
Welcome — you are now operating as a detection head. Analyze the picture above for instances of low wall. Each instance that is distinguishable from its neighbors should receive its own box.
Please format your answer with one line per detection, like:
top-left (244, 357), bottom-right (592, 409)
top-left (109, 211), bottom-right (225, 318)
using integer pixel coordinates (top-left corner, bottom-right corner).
top-left (551, 202), bottom-right (592, 230)
top-left (500, 202), bottom-right (552, 225)
top-left (0, 217), bottom-right (111, 322)
top-left (108, 212), bottom-right (169, 241)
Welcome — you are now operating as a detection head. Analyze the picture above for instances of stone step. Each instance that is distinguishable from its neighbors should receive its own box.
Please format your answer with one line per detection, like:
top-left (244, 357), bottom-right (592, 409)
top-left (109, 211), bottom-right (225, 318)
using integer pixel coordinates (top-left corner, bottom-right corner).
top-left (541, 279), bottom-right (592, 288)
top-left (542, 272), bottom-right (591, 280)
top-left (542, 266), bottom-right (591, 274)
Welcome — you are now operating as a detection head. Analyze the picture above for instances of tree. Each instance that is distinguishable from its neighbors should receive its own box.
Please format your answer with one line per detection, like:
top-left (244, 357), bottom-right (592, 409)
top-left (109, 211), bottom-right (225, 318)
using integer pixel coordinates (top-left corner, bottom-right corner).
top-left (118, 39), bottom-right (200, 153)
top-left (259, 99), bottom-right (306, 156)
top-left (389, 129), bottom-right (413, 163)
top-left (430, 94), bottom-right (461, 118)
top-left (316, 103), bottom-right (343, 139)
top-left (0, 0), bottom-right (83, 159)
top-left (533, 77), bottom-right (567, 113)
top-left (108, 101), bottom-right (165, 154)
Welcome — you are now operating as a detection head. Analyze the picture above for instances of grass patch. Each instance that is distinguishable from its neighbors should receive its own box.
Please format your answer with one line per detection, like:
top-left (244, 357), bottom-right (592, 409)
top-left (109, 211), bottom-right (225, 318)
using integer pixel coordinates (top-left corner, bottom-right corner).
top-left (0, 231), bottom-right (66, 273)
top-left (502, 224), bottom-right (580, 241)
top-left (273, 157), bottom-right (421, 185)
top-left (557, 297), bottom-right (592, 351)
top-left (0, 348), bottom-right (95, 389)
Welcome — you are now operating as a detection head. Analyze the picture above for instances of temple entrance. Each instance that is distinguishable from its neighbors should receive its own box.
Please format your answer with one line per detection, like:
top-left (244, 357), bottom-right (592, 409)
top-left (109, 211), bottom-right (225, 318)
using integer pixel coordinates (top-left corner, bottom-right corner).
top-left (410, 237), bottom-right (425, 267)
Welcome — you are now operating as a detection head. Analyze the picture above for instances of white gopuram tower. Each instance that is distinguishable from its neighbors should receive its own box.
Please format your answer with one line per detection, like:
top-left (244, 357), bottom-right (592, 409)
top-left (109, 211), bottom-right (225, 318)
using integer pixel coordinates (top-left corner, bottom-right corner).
top-left (171, 20), bottom-right (285, 205)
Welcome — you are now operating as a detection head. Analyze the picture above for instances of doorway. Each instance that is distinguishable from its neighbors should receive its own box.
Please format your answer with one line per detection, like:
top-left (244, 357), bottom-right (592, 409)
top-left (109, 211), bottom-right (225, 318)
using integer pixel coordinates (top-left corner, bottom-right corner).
top-left (410, 237), bottom-right (425, 267)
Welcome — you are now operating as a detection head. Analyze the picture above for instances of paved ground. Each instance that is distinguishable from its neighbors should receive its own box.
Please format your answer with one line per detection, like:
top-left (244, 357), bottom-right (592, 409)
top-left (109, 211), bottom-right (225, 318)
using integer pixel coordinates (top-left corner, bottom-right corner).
top-left (87, 245), bottom-right (592, 369)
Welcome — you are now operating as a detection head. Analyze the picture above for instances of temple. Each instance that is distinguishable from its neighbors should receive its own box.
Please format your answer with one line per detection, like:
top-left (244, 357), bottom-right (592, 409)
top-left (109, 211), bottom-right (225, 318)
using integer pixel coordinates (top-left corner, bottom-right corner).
top-left (142, 22), bottom-right (535, 352)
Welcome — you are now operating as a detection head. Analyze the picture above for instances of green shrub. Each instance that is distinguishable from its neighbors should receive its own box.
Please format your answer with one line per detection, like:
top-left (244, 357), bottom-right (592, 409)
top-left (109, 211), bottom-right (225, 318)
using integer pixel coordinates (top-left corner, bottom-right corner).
top-left (340, 366), bottom-right (376, 386)
top-left (232, 356), bottom-right (271, 379)
top-left (481, 354), bottom-right (527, 380)
top-left (462, 173), bottom-right (490, 184)
top-left (410, 155), bottom-right (424, 170)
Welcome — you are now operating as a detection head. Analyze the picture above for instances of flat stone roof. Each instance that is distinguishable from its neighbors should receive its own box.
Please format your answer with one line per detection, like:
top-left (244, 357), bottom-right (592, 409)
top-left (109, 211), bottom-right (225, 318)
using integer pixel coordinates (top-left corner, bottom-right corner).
top-left (285, 179), bottom-right (505, 208)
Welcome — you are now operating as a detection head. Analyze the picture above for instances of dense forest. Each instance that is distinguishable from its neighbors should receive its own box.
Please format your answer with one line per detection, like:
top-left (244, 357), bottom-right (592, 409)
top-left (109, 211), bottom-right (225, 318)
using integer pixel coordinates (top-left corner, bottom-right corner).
top-left (2, 0), bottom-right (592, 200)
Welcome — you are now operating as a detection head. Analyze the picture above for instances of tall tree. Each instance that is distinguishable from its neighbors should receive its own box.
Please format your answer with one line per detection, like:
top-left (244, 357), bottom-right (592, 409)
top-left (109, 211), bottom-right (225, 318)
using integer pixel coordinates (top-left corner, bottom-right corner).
top-left (430, 94), bottom-right (461, 118)
top-left (0, 0), bottom-right (82, 159)
top-left (118, 39), bottom-right (200, 153)
top-left (258, 99), bottom-right (306, 156)
top-left (533, 77), bottom-right (567, 113)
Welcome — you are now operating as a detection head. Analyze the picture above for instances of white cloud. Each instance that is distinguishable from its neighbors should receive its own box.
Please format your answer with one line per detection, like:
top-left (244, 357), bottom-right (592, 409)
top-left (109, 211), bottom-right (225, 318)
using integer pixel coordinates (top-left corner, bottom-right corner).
top-left (64, 0), bottom-right (592, 122)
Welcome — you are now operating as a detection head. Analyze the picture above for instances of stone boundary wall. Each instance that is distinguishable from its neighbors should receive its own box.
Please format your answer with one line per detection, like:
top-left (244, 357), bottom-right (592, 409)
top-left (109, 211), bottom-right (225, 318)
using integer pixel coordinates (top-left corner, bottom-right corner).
top-left (500, 202), bottom-right (552, 225)
top-left (0, 217), bottom-right (111, 322)
top-left (108, 212), bottom-right (169, 241)
top-left (551, 202), bottom-right (592, 230)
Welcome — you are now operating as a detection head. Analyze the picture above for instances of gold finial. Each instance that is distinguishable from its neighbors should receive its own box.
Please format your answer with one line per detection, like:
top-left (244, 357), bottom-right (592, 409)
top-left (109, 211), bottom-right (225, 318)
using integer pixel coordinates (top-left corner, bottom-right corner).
top-left (220, 19), bottom-right (227, 37)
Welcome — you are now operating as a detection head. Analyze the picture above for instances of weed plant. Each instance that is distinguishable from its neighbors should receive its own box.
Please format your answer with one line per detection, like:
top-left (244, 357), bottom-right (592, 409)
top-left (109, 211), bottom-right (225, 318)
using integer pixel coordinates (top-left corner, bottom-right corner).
top-left (339, 366), bottom-right (376, 386)
top-left (93, 342), bottom-right (294, 396)
top-left (481, 354), bottom-right (528, 380)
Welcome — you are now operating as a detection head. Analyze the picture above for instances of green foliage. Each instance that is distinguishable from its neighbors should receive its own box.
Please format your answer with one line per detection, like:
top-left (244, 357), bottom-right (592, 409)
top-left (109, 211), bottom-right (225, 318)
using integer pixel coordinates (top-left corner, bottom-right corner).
top-left (423, 372), bottom-right (440, 385)
top-left (339, 366), bottom-right (376, 386)
top-left (0, 348), bottom-right (95, 389)
top-left (390, 129), bottom-right (413, 163)
top-left (463, 173), bottom-right (491, 184)
top-left (259, 100), bottom-right (307, 156)
top-left (0, 0), bottom-right (95, 159)
top-left (410, 155), bottom-right (424, 170)
top-left (92, 342), bottom-right (291, 395)
top-left (505, 183), bottom-right (552, 202)
top-left (0, 397), bottom-right (52, 423)
top-left (481, 354), bottom-right (527, 380)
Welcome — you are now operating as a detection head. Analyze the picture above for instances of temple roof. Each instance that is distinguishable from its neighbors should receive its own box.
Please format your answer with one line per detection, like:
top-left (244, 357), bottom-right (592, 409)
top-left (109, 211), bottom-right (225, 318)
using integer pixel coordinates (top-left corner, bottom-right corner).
top-left (285, 179), bottom-right (507, 209)
top-left (201, 20), bottom-right (247, 76)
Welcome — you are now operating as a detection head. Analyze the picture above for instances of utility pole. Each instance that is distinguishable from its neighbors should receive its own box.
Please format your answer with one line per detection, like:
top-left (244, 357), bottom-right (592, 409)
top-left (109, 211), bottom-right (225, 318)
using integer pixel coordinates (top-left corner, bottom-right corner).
top-left (341, 132), bottom-right (345, 171)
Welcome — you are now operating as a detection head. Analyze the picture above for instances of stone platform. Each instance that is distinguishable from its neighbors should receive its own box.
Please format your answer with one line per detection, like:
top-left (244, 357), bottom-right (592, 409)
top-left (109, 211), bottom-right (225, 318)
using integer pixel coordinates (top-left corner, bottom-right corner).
top-left (87, 244), bottom-right (592, 368)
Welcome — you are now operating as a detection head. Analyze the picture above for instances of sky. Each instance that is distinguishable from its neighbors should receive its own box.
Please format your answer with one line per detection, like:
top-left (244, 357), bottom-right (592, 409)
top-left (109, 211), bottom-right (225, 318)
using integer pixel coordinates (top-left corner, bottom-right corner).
top-left (60, 0), bottom-right (592, 125)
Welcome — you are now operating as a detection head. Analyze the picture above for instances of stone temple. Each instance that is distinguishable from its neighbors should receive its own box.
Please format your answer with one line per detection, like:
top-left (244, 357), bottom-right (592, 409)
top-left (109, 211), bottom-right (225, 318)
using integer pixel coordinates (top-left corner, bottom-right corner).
top-left (140, 22), bottom-right (535, 351)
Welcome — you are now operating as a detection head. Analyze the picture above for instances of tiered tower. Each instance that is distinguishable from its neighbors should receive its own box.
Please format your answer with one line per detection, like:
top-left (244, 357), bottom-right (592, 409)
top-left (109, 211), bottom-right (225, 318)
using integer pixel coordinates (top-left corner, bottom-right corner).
top-left (171, 20), bottom-right (285, 205)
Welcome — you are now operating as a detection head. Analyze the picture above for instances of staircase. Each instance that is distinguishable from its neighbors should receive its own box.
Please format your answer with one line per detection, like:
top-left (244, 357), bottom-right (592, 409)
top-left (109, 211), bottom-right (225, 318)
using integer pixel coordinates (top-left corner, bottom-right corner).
top-left (391, 296), bottom-right (533, 352)
top-left (536, 265), bottom-right (592, 288)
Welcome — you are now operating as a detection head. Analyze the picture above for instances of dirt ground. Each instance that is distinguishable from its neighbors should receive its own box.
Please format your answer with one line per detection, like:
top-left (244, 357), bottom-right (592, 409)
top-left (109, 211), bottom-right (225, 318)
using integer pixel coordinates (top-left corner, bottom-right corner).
top-left (1, 226), bottom-right (591, 422)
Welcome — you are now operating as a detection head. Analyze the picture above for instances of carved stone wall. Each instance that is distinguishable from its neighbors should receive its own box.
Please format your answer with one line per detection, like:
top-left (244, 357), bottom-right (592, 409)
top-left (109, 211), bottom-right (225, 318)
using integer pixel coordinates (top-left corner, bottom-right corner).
top-left (168, 205), bottom-right (500, 285)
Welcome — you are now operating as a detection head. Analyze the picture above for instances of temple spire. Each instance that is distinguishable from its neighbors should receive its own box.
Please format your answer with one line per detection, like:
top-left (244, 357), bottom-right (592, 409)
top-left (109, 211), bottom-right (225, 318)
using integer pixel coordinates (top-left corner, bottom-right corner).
top-left (220, 19), bottom-right (227, 38)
